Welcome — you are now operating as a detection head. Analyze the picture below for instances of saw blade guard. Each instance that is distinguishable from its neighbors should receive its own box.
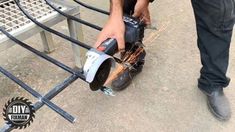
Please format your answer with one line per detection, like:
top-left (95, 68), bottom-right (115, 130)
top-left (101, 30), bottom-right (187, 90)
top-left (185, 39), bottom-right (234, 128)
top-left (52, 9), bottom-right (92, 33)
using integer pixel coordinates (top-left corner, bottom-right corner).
top-left (83, 48), bottom-right (115, 86)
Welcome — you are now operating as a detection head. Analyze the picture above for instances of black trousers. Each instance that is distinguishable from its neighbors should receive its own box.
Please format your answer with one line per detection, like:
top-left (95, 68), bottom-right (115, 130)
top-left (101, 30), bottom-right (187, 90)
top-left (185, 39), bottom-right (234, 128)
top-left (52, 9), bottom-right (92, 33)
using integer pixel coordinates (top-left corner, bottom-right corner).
top-left (191, 0), bottom-right (235, 94)
top-left (124, 0), bottom-right (235, 94)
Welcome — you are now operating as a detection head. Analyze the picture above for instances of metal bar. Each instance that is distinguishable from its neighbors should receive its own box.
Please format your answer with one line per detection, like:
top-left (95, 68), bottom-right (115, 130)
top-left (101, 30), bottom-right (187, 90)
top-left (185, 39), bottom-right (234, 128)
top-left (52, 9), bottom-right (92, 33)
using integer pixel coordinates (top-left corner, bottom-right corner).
top-left (0, 1), bottom-right (121, 131)
top-left (14, 0), bottom-right (92, 50)
top-left (0, 66), bottom-right (76, 123)
top-left (15, 0), bottom-right (123, 64)
top-left (0, 28), bottom-right (77, 75)
top-left (41, 97), bottom-right (76, 123)
top-left (40, 31), bottom-right (55, 53)
top-left (73, 23), bottom-right (87, 69)
top-left (1, 74), bottom-right (80, 132)
top-left (0, 26), bottom-right (87, 80)
top-left (68, 18), bottom-right (83, 68)
top-left (34, 75), bottom-right (79, 110)
top-left (0, 0), bottom-right (80, 53)
top-left (45, 0), bottom-right (102, 31)
top-left (73, 0), bottom-right (110, 15)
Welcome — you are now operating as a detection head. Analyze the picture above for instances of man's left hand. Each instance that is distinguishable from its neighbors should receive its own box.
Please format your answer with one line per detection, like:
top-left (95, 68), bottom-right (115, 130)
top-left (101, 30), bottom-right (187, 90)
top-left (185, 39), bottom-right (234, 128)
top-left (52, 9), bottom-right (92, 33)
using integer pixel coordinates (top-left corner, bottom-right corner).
top-left (133, 0), bottom-right (151, 25)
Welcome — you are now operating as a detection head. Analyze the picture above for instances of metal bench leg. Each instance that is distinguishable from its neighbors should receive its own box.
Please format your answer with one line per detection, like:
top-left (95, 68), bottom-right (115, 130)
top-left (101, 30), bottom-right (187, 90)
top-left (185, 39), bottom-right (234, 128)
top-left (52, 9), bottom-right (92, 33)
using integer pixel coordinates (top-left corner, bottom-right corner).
top-left (67, 13), bottom-right (86, 68)
top-left (40, 31), bottom-right (55, 53)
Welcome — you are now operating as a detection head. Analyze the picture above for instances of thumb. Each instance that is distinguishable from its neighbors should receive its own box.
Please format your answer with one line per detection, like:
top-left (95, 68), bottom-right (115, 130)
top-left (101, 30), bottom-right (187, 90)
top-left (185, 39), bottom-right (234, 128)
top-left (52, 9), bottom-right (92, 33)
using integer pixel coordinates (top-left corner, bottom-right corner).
top-left (94, 35), bottom-right (107, 48)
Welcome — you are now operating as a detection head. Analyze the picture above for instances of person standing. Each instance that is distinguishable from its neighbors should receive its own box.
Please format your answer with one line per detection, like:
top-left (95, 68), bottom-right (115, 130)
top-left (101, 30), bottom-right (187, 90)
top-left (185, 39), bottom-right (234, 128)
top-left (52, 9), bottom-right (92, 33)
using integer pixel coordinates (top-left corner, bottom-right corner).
top-left (191, 0), bottom-right (235, 121)
top-left (96, 0), bottom-right (235, 121)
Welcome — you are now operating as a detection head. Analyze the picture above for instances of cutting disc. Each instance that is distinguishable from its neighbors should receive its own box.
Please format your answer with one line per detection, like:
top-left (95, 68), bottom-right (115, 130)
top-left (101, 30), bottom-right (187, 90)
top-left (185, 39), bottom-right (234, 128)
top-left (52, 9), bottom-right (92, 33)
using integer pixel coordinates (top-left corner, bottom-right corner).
top-left (89, 58), bottom-right (112, 91)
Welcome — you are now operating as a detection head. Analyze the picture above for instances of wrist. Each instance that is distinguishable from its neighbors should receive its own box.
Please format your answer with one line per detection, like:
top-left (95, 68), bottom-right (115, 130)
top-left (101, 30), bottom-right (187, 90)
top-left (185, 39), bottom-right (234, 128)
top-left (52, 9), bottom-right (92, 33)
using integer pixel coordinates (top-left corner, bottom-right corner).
top-left (110, 13), bottom-right (123, 21)
top-left (109, 15), bottom-right (123, 25)
top-left (110, 0), bottom-right (123, 18)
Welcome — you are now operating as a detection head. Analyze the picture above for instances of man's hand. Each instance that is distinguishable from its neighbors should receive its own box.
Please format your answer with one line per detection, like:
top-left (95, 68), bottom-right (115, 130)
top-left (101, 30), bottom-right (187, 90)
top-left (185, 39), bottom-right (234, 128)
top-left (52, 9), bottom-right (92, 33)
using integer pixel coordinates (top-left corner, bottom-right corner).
top-left (95, 0), bottom-right (151, 51)
top-left (95, 0), bottom-right (125, 51)
top-left (95, 16), bottom-right (125, 51)
top-left (133, 0), bottom-right (151, 25)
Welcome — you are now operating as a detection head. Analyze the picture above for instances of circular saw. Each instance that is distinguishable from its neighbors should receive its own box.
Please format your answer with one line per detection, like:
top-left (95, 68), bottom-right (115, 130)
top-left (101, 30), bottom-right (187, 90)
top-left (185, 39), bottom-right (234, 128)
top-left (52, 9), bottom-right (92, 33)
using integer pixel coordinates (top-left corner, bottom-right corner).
top-left (83, 16), bottom-right (146, 91)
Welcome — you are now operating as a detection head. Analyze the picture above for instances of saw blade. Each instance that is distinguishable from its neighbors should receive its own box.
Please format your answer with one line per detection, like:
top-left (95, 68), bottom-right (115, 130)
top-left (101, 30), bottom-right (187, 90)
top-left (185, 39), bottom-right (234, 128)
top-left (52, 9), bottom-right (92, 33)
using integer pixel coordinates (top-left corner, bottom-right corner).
top-left (105, 45), bottom-right (145, 85)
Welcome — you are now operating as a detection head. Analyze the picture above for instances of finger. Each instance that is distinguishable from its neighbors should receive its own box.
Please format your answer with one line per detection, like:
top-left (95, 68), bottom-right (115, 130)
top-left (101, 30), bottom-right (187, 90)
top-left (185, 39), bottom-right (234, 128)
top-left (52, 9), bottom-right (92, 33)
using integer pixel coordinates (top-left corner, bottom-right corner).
top-left (116, 36), bottom-right (125, 51)
top-left (145, 9), bottom-right (151, 25)
top-left (140, 14), bottom-right (145, 22)
top-left (132, 9), bottom-right (142, 18)
top-left (143, 9), bottom-right (151, 25)
top-left (143, 16), bottom-right (151, 25)
top-left (94, 34), bottom-right (108, 48)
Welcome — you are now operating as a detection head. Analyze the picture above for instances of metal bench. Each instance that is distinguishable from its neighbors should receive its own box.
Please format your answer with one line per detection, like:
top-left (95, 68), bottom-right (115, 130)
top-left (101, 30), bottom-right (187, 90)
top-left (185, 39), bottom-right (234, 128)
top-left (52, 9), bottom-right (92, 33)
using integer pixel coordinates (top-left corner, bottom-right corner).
top-left (0, 1), bottom-right (87, 131)
top-left (0, 0), bottom-right (84, 68)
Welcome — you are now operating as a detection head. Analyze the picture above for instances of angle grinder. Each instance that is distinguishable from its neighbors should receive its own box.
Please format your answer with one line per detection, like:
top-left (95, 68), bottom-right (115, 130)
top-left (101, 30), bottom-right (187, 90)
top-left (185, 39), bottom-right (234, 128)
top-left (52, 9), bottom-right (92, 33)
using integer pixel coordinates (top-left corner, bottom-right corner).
top-left (83, 16), bottom-right (145, 91)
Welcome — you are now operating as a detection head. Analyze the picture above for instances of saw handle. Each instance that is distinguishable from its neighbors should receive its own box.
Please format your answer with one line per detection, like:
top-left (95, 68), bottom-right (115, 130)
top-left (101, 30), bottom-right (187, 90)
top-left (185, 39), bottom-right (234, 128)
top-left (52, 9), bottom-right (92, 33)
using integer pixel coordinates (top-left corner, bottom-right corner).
top-left (97, 38), bottom-right (118, 56)
top-left (97, 16), bottom-right (145, 56)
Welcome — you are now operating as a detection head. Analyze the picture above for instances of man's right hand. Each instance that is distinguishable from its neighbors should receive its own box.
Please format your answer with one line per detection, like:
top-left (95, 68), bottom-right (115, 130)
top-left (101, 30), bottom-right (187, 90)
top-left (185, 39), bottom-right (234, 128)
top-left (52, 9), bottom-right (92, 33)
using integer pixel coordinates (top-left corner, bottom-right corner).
top-left (95, 0), bottom-right (125, 52)
top-left (94, 15), bottom-right (125, 51)
top-left (95, 0), bottom-right (152, 52)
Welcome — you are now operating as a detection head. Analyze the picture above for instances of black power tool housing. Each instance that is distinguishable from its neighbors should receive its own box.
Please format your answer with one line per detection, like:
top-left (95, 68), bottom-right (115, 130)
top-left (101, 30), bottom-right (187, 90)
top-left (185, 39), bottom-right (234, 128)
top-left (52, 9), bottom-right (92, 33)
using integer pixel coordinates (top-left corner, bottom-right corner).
top-left (88, 16), bottom-right (145, 91)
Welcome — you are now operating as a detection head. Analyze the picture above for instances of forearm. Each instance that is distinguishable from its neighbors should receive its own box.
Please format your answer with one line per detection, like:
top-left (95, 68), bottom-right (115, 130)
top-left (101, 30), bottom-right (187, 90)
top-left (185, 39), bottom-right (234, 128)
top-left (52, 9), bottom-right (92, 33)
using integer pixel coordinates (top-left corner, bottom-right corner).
top-left (110, 0), bottom-right (124, 19)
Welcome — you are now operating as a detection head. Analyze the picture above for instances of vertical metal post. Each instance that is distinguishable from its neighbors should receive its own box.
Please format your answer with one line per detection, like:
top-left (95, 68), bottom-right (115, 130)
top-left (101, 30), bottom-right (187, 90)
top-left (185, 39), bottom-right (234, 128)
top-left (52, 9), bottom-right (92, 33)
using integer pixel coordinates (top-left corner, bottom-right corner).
top-left (40, 31), bottom-right (55, 53)
top-left (67, 11), bottom-right (86, 68)
top-left (74, 13), bottom-right (87, 66)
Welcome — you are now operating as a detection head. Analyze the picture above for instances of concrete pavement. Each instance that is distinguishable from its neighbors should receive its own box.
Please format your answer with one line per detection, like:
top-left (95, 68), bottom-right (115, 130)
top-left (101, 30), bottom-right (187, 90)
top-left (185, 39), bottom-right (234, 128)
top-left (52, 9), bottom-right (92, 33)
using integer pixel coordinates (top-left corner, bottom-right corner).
top-left (0, 0), bottom-right (235, 131)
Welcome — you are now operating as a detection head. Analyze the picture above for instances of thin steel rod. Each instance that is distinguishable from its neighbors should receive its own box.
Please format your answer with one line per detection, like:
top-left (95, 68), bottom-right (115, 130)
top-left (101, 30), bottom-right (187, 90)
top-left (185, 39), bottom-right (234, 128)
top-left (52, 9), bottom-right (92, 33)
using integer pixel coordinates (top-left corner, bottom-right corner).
top-left (73, 0), bottom-right (110, 15)
top-left (0, 28), bottom-right (77, 75)
top-left (0, 74), bottom-right (79, 132)
top-left (33, 75), bottom-right (79, 110)
top-left (14, 0), bottom-right (92, 50)
top-left (45, 0), bottom-right (102, 31)
top-left (44, 0), bottom-right (122, 63)
top-left (0, 67), bottom-right (76, 123)
top-left (15, 0), bottom-right (123, 63)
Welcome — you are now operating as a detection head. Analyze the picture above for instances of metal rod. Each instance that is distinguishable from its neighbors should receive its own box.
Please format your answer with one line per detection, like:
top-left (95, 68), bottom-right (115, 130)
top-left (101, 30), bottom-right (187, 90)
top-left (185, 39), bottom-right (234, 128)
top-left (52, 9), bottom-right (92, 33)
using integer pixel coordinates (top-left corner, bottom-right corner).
top-left (0, 1), bottom-right (121, 131)
top-left (73, 0), bottom-right (110, 15)
top-left (0, 28), bottom-right (86, 81)
top-left (1, 74), bottom-right (80, 131)
top-left (41, 97), bottom-right (76, 123)
top-left (33, 75), bottom-right (79, 110)
top-left (15, 0), bottom-right (123, 64)
top-left (44, 0), bottom-right (123, 63)
top-left (45, 0), bottom-right (102, 31)
top-left (0, 28), bottom-right (77, 75)
top-left (0, 67), bottom-right (76, 123)
top-left (14, 0), bottom-right (92, 50)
